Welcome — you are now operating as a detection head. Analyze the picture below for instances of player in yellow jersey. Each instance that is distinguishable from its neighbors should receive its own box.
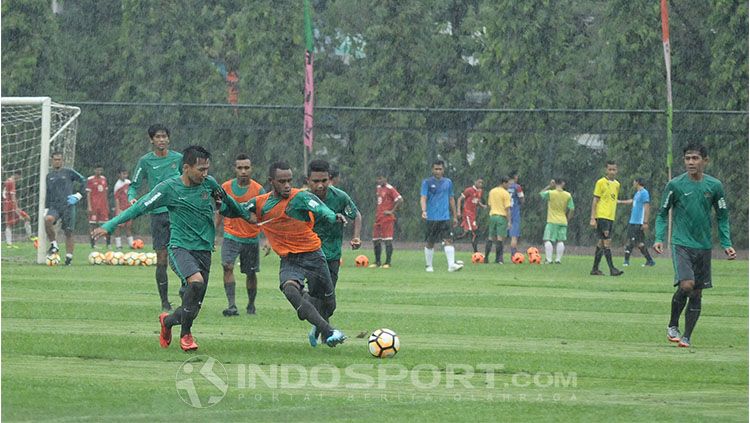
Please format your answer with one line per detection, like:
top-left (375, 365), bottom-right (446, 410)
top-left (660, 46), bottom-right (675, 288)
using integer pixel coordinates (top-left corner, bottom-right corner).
top-left (589, 161), bottom-right (623, 276)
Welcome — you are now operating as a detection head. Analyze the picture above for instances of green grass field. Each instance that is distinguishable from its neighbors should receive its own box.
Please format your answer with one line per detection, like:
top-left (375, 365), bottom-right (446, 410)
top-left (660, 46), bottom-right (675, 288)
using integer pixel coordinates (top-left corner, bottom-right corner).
top-left (2, 243), bottom-right (748, 422)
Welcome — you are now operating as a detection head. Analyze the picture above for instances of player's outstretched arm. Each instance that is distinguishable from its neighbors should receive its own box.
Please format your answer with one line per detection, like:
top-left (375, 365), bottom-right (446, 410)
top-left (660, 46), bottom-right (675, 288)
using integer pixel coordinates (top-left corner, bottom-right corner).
top-left (350, 210), bottom-right (362, 249)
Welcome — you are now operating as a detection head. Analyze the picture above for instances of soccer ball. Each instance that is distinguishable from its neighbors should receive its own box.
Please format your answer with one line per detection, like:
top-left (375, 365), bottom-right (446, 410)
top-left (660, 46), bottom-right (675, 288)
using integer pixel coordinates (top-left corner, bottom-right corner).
top-left (368, 328), bottom-right (400, 358)
top-left (46, 253), bottom-right (61, 266)
top-left (139, 252), bottom-right (152, 266)
top-left (103, 251), bottom-right (114, 264)
top-left (126, 253), bottom-right (141, 266)
top-left (528, 253), bottom-right (542, 264)
top-left (143, 252), bottom-right (157, 266)
top-left (88, 251), bottom-right (104, 265)
top-left (511, 252), bottom-right (525, 264)
top-left (471, 252), bottom-right (485, 264)
top-left (111, 251), bottom-right (124, 265)
top-left (526, 247), bottom-right (540, 256)
top-left (355, 255), bottom-right (369, 267)
top-left (132, 238), bottom-right (144, 249)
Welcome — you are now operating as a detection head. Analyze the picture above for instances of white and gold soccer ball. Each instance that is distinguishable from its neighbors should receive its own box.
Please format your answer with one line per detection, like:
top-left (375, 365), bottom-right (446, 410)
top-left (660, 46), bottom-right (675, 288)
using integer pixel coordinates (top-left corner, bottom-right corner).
top-left (88, 251), bottom-right (104, 265)
top-left (142, 252), bottom-right (155, 266)
top-left (111, 251), bottom-right (124, 265)
top-left (368, 328), bottom-right (400, 358)
top-left (46, 253), bottom-right (61, 266)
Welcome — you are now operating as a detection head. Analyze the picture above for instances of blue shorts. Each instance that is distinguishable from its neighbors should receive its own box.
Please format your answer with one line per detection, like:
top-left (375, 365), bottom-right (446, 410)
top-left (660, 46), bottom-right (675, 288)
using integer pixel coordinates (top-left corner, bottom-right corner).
top-left (508, 213), bottom-right (521, 237)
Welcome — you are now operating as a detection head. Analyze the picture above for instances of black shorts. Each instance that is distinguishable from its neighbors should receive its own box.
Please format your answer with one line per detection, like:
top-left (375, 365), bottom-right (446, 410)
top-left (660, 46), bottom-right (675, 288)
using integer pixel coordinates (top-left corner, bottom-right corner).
top-left (626, 224), bottom-right (645, 245)
top-left (425, 220), bottom-right (453, 244)
top-left (595, 218), bottom-right (613, 240)
top-left (279, 249), bottom-right (334, 298)
top-left (327, 258), bottom-right (341, 288)
top-left (150, 212), bottom-right (171, 250)
top-left (672, 245), bottom-right (712, 289)
top-left (168, 247), bottom-right (212, 290)
top-left (221, 238), bottom-right (260, 274)
top-left (47, 205), bottom-right (75, 232)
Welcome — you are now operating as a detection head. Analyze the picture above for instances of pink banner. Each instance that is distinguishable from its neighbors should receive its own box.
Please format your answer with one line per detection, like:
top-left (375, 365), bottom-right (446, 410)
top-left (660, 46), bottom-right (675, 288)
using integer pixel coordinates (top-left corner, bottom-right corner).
top-left (303, 51), bottom-right (314, 151)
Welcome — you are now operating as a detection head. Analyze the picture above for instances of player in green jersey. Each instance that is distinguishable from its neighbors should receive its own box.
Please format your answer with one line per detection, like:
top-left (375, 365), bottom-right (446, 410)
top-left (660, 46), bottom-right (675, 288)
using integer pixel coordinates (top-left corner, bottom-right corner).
top-left (128, 124), bottom-right (183, 311)
top-left (653, 143), bottom-right (735, 348)
top-left (93, 146), bottom-right (252, 352)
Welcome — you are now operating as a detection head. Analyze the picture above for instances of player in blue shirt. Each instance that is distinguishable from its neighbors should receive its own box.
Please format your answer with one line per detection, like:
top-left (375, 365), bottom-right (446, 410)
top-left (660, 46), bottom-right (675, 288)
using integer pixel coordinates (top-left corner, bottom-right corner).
top-left (507, 171), bottom-right (525, 257)
top-left (618, 178), bottom-right (655, 267)
top-left (420, 160), bottom-right (463, 272)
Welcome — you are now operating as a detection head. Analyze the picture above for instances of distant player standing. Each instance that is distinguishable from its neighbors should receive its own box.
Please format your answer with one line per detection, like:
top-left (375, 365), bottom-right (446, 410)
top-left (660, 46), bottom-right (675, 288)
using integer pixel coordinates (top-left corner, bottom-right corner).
top-left (44, 152), bottom-right (86, 265)
top-left (654, 144), bottom-right (735, 348)
top-left (112, 169), bottom-right (134, 249)
top-left (218, 154), bottom-right (265, 316)
top-left (589, 160), bottom-right (624, 276)
top-left (618, 178), bottom-right (655, 267)
top-left (456, 178), bottom-right (486, 253)
top-left (2, 171), bottom-right (32, 247)
top-left (94, 146), bottom-right (252, 352)
top-left (540, 178), bottom-right (574, 264)
top-left (420, 160), bottom-right (463, 272)
top-left (371, 173), bottom-right (403, 268)
top-left (485, 176), bottom-right (512, 264)
top-left (507, 171), bottom-right (524, 256)
top-left (128, 124), bottom-right (183, 311)
top-left (87, 165), bottom-right (110, 249)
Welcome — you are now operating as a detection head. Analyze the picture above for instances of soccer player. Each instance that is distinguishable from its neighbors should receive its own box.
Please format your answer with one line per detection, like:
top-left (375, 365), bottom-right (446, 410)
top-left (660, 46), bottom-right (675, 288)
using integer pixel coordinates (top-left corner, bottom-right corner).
top-left (218, 154), bottom-right (265, 316)
top-left (420, 160), bottom-right (463, 272)
top-left (245, 161), bottom-right (347, 347)
top-left (371, 173), bottom-right (403, 268)
top-left (507, 171), bottom-right (525, 256)
top-left (329, 167), bottom-right (341, 187)
top-left (2, 171), bottom-right (32, 247)
top-left (540, 179), bottom-right (574, 264)
top-left (485, 176), bottom-right (512, 264)
top-left (44, 152), bottom-right (86, 265)
top-left (93, 146), bottom-right (251, 352)
top-left (654, 144), bottom-right (735, 348)
top-left (456, 178), bottom-right (486, 253)
top-left (618, 178), bottom-right (655, 267)
top-left (128, 124), bottom-right (183, 311)
top-left (112, 169), bottom-right (134, 249)
top-left (87, 165), bottom-right (110, 249)
top-left (589, 160), bottom-right (624, 276)
top-left (308, 159), bottom-right (361, 345)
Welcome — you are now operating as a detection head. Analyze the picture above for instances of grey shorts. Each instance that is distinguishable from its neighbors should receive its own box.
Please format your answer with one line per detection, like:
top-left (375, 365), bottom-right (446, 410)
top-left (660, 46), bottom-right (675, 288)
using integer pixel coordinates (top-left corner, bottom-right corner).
top-left (221, 238), bottom-right (260, 274)
top-left (47, 205), bottom-right (75, 232)
top-left (672, 245), bottom-right (712, 289)
top-left (168, 247), bottom-right (212, 289)
top-left (279, 249), bottom-right (334, 298)
top-left (150, 212), bottom-right (171, 250)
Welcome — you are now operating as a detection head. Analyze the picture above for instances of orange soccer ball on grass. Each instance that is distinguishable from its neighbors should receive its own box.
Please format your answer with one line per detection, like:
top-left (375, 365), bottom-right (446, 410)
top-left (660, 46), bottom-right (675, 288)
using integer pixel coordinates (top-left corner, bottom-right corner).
top-left (471, 252), bottom-right (485, 264)
top-left (355, 254), bottom-right (370, 267)
top-left (528, 253), bottom-right (542, 264)
top-left (511, 252), bottom-right (525, 264)
top-left (132, 238), bottom-right (144, 249)
top-left (526, 247), bottom-right (539, 256)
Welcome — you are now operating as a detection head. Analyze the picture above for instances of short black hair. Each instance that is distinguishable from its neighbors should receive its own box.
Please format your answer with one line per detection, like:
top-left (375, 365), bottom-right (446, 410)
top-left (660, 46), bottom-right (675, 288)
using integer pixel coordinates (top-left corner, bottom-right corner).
top-left (94, 164), bottom-right (103, 169)
top-left (182, 145), bottom-right (211, 166)
top-left (683, 143), bottom-right (708, 158)
top-left (500, 176), bottom-right (510, 184)
top-left (329, 168), bottom-right (340, 179)
top-left (51, 151), bottom-right (63, 158)
top-left (432, 159), bottom-right (445, 167)
top-left (554, 177), bottom-right (566, 185)
top-left (308, 159), bottom-right (330, 176)
top-left (509, 170), bottom-right (519, 178)
top-left (147, 124), bottom-right (170, 139)
top-left (269, 161), bottom-right (291, 179)
top-left (235, 153), bottom-right (251, 162)
top-left (118, 168), bottom-right (128, 173)
top-left (606, 160), bottom-right (616, 166)
top-left (634, 177), bottom-right (646, 187)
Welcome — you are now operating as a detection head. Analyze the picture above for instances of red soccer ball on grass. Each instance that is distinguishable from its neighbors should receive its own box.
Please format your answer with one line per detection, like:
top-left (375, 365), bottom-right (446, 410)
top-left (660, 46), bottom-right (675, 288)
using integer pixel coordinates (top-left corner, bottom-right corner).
top-left (471, 252), bottom-right (485, 264)
top-left (355, 255), bottom-right (369, 267)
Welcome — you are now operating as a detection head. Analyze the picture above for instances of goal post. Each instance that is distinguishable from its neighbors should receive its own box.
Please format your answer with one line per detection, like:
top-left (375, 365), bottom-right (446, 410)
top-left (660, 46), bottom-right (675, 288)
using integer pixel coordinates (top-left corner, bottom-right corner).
top-left (1, 97), bottom-right (81, 264)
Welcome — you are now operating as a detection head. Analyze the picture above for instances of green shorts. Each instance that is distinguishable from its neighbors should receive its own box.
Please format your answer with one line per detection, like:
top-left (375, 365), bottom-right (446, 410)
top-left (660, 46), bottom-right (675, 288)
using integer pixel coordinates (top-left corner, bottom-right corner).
top-left (488, 215), bottom-right (508, 239)
top-left (543, 223), bottom-right (568, 242)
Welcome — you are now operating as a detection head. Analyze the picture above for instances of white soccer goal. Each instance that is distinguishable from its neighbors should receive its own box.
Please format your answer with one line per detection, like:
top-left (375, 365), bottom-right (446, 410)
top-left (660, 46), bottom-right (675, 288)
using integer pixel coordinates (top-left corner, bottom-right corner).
top-left (1, 97), bottom-right (81, 264)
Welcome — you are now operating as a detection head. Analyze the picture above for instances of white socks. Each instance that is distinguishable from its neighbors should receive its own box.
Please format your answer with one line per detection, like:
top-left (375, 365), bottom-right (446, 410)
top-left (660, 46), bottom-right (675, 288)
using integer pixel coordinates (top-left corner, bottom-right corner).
top-left (115, 237), bottom-right (122, 248)
top-left (127, 236), bottom-right (134, 248)
top-left (5, 227), bottom-right (12, 245)
top-left (444, 245), bottom-right (455, 266)
top-left (544, 241), bottom-right (553, 263)
top-left (424, 247), bottom-right (434, 267)
top-left (556, 242), bottom-right (565, 262)
top-left (24, 221), bottom-right (32, 238)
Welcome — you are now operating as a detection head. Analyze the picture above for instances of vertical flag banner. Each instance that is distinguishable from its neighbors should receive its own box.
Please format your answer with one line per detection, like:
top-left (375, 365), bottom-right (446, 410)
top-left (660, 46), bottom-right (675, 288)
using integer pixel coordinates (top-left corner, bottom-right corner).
top-left (660, 0), bottom-right (673, 176)
top-left (303, 0), bottom-right (314, 152)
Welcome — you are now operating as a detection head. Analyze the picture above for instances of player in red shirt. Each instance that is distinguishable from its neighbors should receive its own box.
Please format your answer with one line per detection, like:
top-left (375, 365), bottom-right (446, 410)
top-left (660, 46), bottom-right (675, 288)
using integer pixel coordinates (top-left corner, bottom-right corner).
top-left (456, 178), bottom-right (487, 253)
top-left (371, 174), bottom-right (403, 268)
top-left (87, 165), bottom-right (110, 248)
top-left (112, 168), bottom-right (134, 249)
top-left (2, 171), bottom-right (32, 247)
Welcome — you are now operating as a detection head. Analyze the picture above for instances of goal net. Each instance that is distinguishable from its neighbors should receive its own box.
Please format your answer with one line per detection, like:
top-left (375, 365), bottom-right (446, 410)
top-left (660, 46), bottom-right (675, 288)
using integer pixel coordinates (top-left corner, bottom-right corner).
top-left (1, 97), bottom-right (80, 264)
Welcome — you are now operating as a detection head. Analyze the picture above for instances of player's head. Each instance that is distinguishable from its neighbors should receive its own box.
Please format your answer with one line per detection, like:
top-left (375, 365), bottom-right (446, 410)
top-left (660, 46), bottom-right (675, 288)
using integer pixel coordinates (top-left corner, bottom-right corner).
top-left (431, 160), bottom-right (445, 179)
top-left (268, 161), bottom-right (293, 198)
top-left (118, 168), bottom-right (129, 179)
top-left (682, 143), bottom-right (709, 176)
top-left (147, 124), bottom-right (170, 151)
top-left (500, 176), bottom-right (510, 188)
top-left (307, 159), bottom-right (330, 199)
top-left (376, 173), bottom-right (388, 186)
top-left (474, 178), bottom-right (484, 189)
top-left (51, 152), bottom-right (64, 169)
top-left (234, 154), bottom-right (252, 182)
top-left (605, 160), bottom-right (617, 179)
top-left (509, 170), bottom-right (519, 182)
top-left (181, 145), bottom-right (211, 186)
top-left (94, 165), bottom-right (104, 176)
top-left (554, 177), bottom-right (566, 188)
top-left (328, 167), bottom-right (340, 186)
top-left (9, 170), bottom-right (22, 182)
top-left (633, 177), bottom-right (645, 188)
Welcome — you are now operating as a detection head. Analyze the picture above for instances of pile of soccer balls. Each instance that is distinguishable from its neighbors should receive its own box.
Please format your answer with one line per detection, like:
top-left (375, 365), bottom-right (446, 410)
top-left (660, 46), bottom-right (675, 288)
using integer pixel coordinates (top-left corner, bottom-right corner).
top-left (88, 251), bottom-right (157, 266)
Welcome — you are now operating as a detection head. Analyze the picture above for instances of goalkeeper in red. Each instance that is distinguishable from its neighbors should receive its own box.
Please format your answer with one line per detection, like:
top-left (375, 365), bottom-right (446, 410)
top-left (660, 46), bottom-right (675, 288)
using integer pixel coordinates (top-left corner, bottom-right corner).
top-left (93, 146), bottom-right (251, 352)
top-left (653, 143), bottom-right (735, 348)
